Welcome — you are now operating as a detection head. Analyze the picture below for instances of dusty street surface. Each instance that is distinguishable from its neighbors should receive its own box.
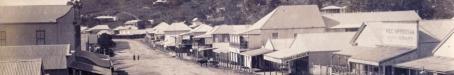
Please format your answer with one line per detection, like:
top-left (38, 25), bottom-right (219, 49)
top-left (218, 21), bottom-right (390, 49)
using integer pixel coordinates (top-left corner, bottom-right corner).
top-left (111, 39), bottom-right (248, 75)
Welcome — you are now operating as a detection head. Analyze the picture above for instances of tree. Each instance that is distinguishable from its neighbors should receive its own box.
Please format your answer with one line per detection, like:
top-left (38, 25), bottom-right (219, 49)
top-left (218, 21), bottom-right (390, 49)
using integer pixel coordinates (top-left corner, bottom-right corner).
top-left (269, 0), bottom-right (281, 8)
top-left (97, 33), bottom-right (116, 56)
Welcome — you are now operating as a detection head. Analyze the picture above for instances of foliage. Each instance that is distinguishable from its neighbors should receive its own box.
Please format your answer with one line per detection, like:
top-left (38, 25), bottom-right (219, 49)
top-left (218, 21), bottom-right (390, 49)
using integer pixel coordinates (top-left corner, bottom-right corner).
top-left (80, 0), bottom-right (454, 27)
top-left (97, 33), bottom-right (116, 56)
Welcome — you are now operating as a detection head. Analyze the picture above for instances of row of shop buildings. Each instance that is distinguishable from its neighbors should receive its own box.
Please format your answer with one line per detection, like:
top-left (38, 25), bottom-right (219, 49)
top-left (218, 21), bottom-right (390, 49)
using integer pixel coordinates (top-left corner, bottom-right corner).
top-left (143, 5), bottom-right (454, 75)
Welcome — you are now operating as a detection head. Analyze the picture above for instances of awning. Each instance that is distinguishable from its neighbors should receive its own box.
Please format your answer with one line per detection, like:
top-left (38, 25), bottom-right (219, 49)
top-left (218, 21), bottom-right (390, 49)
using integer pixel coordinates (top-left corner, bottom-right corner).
top-left (74, 51), bottom-right (111, 68)
top-left (195, 47), bottom-right (217, 51)
top-left (0, 59), bottom-right (42, 75)
top-left (264, 49), bottom-right (308, 63)
top-left (213, 48), bottom-right (230, 53)
top-left (348, 58), bottom-right (380, 66)
top-left (178, 32), bottom-right (191, 36)
top-left (193, 34), bottom-right (212, 38)
top-left (240, 48), bottom-right (274, 56)
top-left (335, 46), bottom-right (414, 65)
top-left (395, 56), bottom-right (454, 73)
top-left (69, 61), bottom-right (112, 75)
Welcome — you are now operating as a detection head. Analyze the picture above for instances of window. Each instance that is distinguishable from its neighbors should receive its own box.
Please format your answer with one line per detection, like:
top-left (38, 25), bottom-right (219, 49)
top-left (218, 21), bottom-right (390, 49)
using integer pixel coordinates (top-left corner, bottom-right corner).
top-left (239, 36), bottom-right (248, 49)
top-left (216, 34), bottom-right (230, 42)
top-left (272, 33), bottom-right (278, 39)
top-left (0, 31), bottom-right (5, 46)
top-left (36, 30), bottom-right (46, 45)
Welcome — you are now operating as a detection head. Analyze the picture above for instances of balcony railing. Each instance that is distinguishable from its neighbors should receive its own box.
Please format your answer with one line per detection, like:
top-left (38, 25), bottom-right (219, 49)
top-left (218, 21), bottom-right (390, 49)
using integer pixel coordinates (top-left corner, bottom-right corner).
top-left (230, 42), bottom-right (248, 49)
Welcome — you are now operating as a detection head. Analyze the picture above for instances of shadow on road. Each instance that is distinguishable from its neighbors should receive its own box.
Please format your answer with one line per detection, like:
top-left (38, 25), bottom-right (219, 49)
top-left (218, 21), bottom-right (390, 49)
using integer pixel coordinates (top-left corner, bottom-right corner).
top-left (113, 70), bottom-right (129, 75)
top-left (113, 41), bottom-right (130, 51)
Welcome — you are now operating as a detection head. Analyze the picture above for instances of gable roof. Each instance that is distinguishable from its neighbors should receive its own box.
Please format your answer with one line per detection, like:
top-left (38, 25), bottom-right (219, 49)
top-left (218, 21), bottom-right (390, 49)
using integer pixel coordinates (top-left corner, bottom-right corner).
top-left (212, 25), bottom-right (250, 34)
top-left (352, 22), bottom-right (418, 48)
top-left (149, 22), bottom-right (171, 34)
top-left (264, 38), bottom-right (295, 50)
top-left (124, 20), bottom-right (140, 25)
top-left (113, 25), bottom-right (138, 30)
top-left (290, 32), bottom-right (355, 52)
top-left (190, 24), bottom-right (213, 33)
top-left (247, 5), bottom-right (325, 30)
top-left (0, 5), bottom-right (73, 24)
top-left (0, 59), bottom-right (42, 75)
top-left (323, 10), bottom-right (421, 28)
top-left (165, 22), bottom-right (191, 32)
top-left (193, 25), bottom-right (219, 38)
top-left (0, 44), bottom-right (70, 70)
top-left (89, 25), bottom-right (111, 31)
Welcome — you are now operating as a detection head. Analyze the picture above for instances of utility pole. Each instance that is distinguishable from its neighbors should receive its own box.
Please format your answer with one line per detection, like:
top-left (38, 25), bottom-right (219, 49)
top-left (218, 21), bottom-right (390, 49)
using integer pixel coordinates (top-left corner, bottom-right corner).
top-left (69, 0), bottom-right (83, 52)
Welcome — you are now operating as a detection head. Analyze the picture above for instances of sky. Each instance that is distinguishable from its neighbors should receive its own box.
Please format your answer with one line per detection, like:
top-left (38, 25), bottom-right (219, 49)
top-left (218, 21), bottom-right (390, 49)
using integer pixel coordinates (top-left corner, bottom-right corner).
top-left (0, 0), bottom-right (71, 6)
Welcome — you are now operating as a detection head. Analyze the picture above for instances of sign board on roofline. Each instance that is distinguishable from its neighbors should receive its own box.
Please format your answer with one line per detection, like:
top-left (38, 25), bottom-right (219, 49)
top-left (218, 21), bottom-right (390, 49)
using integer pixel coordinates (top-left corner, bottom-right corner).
top-left (366, 22), bottom-right (418, 48)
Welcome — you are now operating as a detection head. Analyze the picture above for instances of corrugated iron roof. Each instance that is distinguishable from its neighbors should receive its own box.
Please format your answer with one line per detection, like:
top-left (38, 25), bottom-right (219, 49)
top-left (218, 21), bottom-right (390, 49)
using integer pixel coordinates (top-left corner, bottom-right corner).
top-left (433, 28), bottom-right (454, 58)
top-left (264, 38), bottom-right (295, 50)
top-left (260, 5), bottom-right (326, 29)
top-left (0, 59), bottom-right (42, 75)
top-left (193, 25), bottom-right (219, 38)
top-left (335, 46), bottom-right (414, 64)
top-left (419, 20), bottom-right (454, 42)
top-left (211, 25), bottom-right (250, 34)
top-left (0, 44), bottom-right (70, 70)
top-left (190, 24), bottom-right (213, 33)
top-left (89, 25), bottom-right (111, 31)
top-left (246, 5), bottom-right (325, 30)
top-left (0, 5), bottom-right (72, 24)
top-left (74, 51), bottom-right (111, 68)
top-left (124, 20), bottom-right (140, 25)
top-left (395, 56), bottom-right (454, 73)
top-left (70, 61), bottom-right (112, 75)
top-left (323, 10), bottom-right (421, 28)
top-left (149, 22), bottom-right (171, 34)
top-left (165, 22), bottom-right (191, 32)
top-left (264, 48), bottom-right (306, 62)
top-left (264, 32), bottom-right (355, 63)
top-left (240, 48), bottom-right (274, 56)
top-left (290, 32), bottom-right (355, 52)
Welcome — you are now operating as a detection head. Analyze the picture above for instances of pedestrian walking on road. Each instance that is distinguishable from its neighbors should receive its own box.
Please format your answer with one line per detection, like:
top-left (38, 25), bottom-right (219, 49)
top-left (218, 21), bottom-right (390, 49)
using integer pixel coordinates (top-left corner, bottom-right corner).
top-left (133, 54), bottom-right (136, 61)
top-left (138, 55), bottom-right (140, 60)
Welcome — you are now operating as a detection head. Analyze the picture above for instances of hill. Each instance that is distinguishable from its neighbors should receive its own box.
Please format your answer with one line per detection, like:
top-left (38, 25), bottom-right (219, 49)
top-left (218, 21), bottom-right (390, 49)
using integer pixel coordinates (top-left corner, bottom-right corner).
top-left (79, 0), bottom-right (454, 27)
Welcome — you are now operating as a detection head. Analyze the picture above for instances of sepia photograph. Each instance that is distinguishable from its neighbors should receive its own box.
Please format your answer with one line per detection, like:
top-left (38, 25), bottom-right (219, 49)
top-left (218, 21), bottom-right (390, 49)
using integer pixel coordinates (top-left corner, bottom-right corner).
top-left (0, 0), bottom-right (454, 75)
